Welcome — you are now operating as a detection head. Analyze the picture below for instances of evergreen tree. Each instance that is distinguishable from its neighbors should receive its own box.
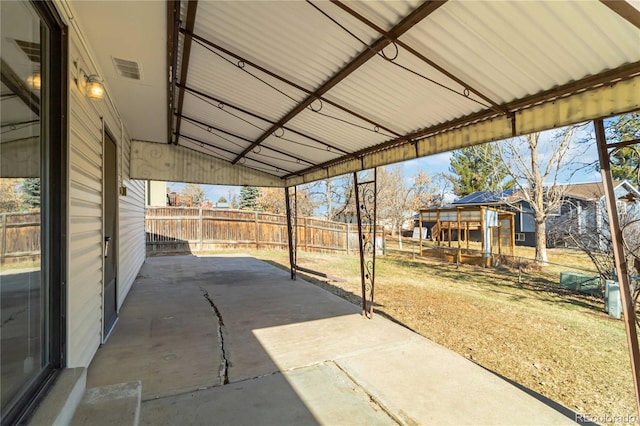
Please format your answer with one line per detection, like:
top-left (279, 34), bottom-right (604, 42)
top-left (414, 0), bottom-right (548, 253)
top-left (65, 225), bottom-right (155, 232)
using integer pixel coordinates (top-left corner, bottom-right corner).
top-left (448, 143), bottom-right (513, 196)
top-left (238, 186), bottom-right (260, 210)
top-left (606, 113), bottom-right (639, 188)
top-left (22, 178), bottom-right (40, 209)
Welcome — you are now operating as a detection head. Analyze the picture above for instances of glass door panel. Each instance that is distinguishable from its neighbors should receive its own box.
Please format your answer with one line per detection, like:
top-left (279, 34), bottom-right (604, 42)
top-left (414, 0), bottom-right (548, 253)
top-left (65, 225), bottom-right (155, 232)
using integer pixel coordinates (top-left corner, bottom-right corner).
top-left (0, 1), bottom-right (46, 417)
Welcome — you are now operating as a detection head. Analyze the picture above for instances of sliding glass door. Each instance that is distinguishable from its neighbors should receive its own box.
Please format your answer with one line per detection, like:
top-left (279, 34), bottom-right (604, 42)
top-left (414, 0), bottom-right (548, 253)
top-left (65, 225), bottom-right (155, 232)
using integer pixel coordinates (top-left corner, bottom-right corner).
top-left (0, 1), bottom-right (65, 423)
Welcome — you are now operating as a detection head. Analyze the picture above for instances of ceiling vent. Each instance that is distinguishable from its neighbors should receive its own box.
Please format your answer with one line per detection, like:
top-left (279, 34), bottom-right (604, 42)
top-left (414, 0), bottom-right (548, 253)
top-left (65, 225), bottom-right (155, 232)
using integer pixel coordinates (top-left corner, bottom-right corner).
top-left (112, 57), bottom-right (142, 80)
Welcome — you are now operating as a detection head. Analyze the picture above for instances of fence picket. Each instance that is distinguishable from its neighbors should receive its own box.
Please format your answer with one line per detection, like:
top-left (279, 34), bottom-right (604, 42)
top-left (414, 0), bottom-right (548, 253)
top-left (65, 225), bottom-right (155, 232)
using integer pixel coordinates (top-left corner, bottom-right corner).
top-left (145, 207), bottom-right (378, 255)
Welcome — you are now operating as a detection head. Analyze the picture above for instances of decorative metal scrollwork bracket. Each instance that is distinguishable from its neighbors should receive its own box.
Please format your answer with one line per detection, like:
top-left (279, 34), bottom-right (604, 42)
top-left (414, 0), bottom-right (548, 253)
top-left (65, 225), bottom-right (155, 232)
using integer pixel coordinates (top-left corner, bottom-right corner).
top-left (285, 186), bottom-right (297, 280)
top-left (354, 169), bottom-right (377, 318)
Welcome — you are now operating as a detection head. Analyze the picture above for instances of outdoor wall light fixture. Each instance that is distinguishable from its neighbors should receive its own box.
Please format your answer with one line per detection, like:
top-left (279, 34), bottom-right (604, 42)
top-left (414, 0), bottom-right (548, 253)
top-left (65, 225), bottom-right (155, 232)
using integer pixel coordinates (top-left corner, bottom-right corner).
top-left (26, 72), bottom-right (41, 90)
top-left (77, 68), bottom-right (105, 100)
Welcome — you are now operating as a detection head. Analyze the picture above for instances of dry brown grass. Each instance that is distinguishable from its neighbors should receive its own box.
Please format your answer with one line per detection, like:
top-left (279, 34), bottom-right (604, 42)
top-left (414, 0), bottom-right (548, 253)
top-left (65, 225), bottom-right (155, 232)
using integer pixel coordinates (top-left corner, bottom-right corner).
top-left (204, 241), bottom-right (638, 423)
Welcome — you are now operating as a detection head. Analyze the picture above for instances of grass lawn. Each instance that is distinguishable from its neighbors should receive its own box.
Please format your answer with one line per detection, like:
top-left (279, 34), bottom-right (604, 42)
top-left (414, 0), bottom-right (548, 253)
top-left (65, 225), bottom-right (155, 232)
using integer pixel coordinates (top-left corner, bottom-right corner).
top-left (201, 240), bottom-right (637, 422)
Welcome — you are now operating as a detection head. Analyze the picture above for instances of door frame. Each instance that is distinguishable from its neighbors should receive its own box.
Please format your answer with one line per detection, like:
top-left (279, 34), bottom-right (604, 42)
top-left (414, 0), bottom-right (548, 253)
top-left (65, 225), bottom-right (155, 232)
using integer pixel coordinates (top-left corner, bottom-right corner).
top-left (2, 2), bottom-right (68, 423)
top-left (101, 122), bottom-right (119, 343)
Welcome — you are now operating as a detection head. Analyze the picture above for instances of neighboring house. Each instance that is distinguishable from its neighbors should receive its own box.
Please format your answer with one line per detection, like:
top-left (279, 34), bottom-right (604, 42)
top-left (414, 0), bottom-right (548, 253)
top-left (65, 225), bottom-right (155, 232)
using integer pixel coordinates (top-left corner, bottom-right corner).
top-left (450, 182), bottom-right (640, 248)
top-left (451, 189), bottom-right (537, 246)
top-left (145, 180), bottom-right (167, 206)
top-left (546, 181), bottom-right (640, 249)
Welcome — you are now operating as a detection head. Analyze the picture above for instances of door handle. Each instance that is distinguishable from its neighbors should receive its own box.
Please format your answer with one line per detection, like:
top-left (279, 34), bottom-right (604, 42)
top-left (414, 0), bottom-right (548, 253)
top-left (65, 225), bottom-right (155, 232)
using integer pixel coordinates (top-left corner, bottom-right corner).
top-left (104, 236), bottom-right (111, 258)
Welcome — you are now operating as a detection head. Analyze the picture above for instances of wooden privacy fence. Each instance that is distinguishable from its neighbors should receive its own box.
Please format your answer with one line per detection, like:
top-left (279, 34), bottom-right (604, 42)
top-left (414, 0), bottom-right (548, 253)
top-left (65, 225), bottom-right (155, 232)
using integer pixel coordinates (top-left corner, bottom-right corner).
top-left (145, 207), bottom-right (378, 255)
top-left (0, 211), bottom-right (41, 265)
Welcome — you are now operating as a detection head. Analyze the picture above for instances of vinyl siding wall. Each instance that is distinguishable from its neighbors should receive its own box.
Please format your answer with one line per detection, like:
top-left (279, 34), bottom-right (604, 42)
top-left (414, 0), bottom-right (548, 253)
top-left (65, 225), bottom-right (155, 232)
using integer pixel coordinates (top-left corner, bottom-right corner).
top-left (66, 23), bottom-right (145, 367)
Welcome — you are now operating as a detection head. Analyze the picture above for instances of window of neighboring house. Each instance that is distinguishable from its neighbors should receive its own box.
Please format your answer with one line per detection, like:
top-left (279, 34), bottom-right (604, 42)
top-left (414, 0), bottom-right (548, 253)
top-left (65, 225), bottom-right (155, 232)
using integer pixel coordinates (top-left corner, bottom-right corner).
top-left (515, 233), bottom-right (525, 242)
top-left (0, 1), bottom-right (66, 423)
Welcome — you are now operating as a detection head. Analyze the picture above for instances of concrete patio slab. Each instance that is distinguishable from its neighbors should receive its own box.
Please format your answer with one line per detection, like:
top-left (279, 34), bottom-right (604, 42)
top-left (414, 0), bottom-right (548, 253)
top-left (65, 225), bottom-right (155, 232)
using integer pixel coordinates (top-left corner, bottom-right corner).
top-left (86, 259), bottom-right (222, 399)
top-left (336, 339), bottom-right (572, 425)
top-left (86, 255), bottom-right (577, 425)
top-left (141, 362), bottom-right (396, 426)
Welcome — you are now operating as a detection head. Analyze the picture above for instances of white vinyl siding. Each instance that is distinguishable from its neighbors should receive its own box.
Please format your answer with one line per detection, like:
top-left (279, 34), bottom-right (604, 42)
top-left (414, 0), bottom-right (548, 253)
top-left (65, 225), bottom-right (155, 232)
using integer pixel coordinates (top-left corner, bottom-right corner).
top-left (66, 25), bottom-right (145, 367)
top-left (118, 128), bottom-right (145, 308)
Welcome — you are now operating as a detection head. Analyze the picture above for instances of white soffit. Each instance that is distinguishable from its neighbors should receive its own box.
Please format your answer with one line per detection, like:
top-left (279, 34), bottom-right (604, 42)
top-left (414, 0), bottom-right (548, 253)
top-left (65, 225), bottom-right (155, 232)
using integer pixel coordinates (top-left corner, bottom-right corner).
top-left (70, 1), bottom-right (167, 143)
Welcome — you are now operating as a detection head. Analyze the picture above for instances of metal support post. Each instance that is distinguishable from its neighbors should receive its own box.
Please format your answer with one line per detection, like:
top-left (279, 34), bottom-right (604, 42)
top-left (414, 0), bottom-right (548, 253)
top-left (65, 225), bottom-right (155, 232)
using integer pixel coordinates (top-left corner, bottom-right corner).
top-left (594, 118), bottom-right (640, 417)
top-left (354, 169), bottom-right (377, 318)
top-left (285, 186), bottom-right (297, 280)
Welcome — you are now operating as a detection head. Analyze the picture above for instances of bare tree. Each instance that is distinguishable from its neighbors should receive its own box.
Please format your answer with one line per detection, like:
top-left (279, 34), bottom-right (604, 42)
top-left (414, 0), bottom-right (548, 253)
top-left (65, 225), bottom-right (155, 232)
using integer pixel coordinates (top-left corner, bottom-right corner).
top-left (498, 125), bottom-right (589, 263)
top-left (376, 167), bottom-right (441, 249)
top-left (561, 199), bottom-right (640, 322)
top-left (0, 178), bottom-right (25, 213)
top-left (181, 183), bottom-right (206, 204)
top-left (256, 186), bottom-right (316, 216)
top-left (307, 175), bottom-right (354, 221)
top-left (431, 173), bottom-right (455, 207)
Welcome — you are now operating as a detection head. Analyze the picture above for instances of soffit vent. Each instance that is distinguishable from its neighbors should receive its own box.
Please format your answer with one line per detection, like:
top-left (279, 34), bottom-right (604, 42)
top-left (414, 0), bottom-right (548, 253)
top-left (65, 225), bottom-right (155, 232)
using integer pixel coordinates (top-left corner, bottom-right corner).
top-left (112, 57), bottom-right (142, 80)
top-left (15, 40), bottom-right (40, 62)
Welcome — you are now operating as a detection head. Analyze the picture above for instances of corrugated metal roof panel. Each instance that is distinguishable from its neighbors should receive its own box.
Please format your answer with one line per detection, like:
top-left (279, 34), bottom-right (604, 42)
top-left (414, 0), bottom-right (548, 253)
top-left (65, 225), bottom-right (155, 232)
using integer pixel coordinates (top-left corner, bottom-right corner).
top-left (243, 149), bottom-right (307, 175)
top-left (240, 157), bottom-right (288, 178)
top-left (402, 0), bottom-right (640, 105)
top-left (262, 135), bottom-right (339, 165)
top-left (180, 138), bottom-right (236, 163)
top-left (193, 0), bottom-right (380, 90)
top-left (181, 93), bottom-right (267, 141)
top-left (179, 129), bottom-right (310, 177)
top-left (340, 0), bottom-right (424, 31)
top-left (186, 42), bottom-right (306, 122)
top-left (161, 1), bottom-right (640, 184)
top-left (180, 120), bottom-right (249, 154)
top-left (328, 53), bottom-right (486, 133)
top-left (288, 103), bottom-right (392, 153)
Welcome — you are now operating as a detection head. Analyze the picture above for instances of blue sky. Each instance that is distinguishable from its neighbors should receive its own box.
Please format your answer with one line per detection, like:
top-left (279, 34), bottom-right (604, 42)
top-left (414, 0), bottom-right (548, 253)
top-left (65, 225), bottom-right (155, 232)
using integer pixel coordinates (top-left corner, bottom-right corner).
top-left (169, 125), bottom-right (604, 204)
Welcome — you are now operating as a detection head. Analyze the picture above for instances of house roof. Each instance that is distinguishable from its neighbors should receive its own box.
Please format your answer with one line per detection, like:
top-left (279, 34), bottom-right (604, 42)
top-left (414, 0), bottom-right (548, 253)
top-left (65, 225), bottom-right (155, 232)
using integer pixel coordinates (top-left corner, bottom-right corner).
top-left (453, 189), bottom-right (516, 206)
top-left (66, 1), bottom-right (640, 187)
top-left (561, 182), bottom-right (607, 200)
top-left (453, 181), bottom-right (639, 206)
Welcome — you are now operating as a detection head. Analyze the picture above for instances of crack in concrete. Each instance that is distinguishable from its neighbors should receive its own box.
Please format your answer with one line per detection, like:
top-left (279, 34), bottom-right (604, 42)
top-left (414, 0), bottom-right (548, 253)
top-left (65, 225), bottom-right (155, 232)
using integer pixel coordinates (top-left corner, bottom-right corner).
top-left (200, 288), bottom-right (230, 385)
top-left (331, 361), bottom-right (406, 426)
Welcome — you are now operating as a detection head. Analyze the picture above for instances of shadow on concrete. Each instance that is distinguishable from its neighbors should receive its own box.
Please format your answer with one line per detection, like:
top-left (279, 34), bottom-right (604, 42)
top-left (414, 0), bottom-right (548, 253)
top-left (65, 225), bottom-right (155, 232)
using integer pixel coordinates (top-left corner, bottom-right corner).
top-left (87, 255), bottom-right (578, 425)
top-left (145, 232), bottom-right (194, 257)
top-left (480, 365), bottom-right (588, 424)
top-left (87, 255), bottom-right (396, 425)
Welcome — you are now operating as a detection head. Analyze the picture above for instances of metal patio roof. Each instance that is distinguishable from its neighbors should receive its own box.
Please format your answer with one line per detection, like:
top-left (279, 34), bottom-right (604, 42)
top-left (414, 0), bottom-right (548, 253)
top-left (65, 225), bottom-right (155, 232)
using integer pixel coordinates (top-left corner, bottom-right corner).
top-left (71, 0), bottom-right (640, 187)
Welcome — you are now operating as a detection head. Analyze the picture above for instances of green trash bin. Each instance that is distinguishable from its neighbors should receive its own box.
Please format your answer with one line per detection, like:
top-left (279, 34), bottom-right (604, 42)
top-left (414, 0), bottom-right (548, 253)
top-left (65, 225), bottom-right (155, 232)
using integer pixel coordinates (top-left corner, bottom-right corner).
top-left (559, 272), bottom-right (601, 296)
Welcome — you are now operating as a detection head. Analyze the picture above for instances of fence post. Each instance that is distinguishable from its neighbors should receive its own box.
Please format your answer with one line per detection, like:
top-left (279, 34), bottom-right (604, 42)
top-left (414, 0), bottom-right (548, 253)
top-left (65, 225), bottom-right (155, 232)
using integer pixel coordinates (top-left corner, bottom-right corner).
top-left (346, 223), bottom-right (350, 255)
top-left (198, 208), bottom-right (203, 252)
top-left (518, 257), bottom-right (522, 286)
top-left (255, 211), bottom-right (260, 250)
top-left (0, 213), bottom-right (6, 265)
